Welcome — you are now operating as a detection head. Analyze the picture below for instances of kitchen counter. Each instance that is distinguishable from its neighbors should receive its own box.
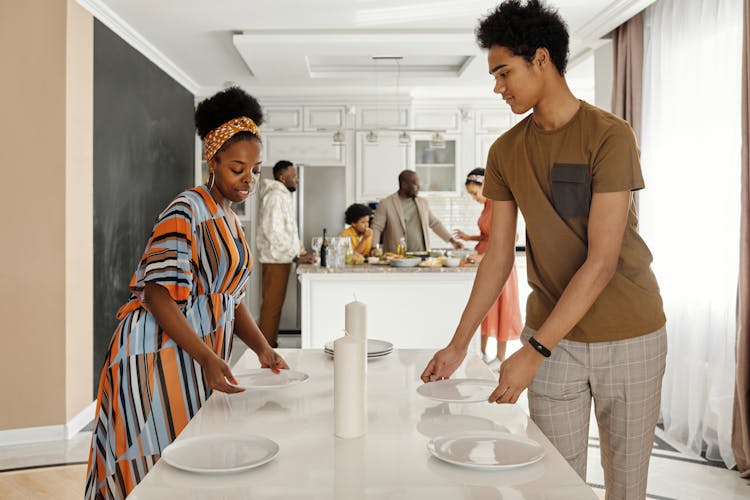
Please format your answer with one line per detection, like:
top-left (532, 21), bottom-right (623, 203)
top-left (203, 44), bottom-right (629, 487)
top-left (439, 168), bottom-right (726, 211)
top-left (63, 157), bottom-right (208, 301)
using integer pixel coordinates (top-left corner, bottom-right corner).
top-left (296, 263), bottom-right (479, 274)
top-left (297, 263), bottom-right (481, 350)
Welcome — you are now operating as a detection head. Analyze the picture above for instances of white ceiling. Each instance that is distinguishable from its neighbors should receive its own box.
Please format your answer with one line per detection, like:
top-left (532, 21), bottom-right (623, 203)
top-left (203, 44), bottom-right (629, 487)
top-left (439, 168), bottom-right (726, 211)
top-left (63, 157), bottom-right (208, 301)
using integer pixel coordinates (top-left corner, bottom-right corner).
top-left (77, 0), bottom-right (656, 97)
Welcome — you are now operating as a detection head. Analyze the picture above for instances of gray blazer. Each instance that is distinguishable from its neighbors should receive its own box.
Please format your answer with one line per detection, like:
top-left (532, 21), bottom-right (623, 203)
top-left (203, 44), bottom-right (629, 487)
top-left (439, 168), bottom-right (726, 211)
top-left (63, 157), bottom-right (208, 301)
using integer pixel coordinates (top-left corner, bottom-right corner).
top-left (370, 192), bottom-right (453, 253)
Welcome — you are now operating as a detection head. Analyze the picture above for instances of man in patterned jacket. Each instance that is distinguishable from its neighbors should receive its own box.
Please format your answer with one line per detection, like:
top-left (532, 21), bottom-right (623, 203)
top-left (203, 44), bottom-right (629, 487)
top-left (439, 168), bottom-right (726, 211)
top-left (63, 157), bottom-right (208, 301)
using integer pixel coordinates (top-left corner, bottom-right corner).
top-left (257, 160), bottom-right (314, 347)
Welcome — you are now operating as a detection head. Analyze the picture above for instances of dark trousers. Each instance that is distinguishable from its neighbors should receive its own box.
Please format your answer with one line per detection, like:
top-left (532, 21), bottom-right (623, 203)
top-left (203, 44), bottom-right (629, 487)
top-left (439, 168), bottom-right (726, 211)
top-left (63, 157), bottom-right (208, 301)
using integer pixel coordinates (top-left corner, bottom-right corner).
top-left (259, 263), bottom-right (292, 348)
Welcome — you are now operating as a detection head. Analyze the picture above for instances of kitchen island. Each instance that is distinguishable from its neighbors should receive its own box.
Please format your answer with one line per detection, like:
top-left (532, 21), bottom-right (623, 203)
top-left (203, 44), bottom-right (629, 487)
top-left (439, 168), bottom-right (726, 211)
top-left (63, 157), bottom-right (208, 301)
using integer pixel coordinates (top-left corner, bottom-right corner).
top-left (297, 263), bottom-right (481, 350)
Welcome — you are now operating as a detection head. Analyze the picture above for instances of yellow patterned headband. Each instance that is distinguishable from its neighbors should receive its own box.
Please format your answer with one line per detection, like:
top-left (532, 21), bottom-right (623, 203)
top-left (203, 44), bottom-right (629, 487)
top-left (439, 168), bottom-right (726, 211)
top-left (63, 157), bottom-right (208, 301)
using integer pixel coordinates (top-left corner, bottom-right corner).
top-left (203, 116), bottom-right (262, 161)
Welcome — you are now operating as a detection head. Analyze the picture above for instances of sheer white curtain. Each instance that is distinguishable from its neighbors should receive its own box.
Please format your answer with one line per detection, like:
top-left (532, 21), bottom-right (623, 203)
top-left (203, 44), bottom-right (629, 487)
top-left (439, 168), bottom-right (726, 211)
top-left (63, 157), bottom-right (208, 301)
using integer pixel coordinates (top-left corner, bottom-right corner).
top-left (640, 0), bottom-right (742, 467)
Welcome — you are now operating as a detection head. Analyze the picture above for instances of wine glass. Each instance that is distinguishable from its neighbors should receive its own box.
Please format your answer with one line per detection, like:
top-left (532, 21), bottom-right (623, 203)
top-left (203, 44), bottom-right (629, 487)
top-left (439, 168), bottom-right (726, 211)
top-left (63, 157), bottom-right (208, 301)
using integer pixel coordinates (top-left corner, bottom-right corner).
top-left (311, 237), bottom-right (323, 264)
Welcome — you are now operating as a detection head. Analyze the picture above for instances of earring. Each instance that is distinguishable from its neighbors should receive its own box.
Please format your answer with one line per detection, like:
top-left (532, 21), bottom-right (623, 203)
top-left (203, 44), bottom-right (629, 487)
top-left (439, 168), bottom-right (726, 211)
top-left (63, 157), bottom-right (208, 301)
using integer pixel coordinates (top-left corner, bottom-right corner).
top-left (209, 171), bottom-right (215, 190)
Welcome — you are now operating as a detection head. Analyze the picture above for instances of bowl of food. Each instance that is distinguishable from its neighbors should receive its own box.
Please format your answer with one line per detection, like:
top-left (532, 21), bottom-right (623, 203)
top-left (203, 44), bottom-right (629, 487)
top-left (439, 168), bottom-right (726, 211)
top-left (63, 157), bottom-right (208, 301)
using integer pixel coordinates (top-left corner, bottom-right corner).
top-left (442, 257), bottom-right (461, 268)
top-left (389, 257), bottom-right (421, 268)
top-left (367, 256), bottom-right (380, 264)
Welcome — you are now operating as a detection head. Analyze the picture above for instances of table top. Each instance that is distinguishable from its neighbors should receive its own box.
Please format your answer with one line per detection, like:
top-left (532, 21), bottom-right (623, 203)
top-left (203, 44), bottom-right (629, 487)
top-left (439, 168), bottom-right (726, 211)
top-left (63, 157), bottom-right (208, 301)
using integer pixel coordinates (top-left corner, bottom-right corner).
top-left (130, 349), bottom-right (596, 500)
top-left (296, 263), bottom-right (479, 275)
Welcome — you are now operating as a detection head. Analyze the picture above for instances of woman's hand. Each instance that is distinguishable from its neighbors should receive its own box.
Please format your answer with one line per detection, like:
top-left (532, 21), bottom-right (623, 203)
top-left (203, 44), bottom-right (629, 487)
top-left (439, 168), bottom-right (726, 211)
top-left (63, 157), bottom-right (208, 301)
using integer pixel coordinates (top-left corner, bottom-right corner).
top-left (420, 344), bottom-right (468, 383)
top-left (466, 253), bottom-right (484, 264)
top-left (258, 348), bottom-right (289, 374)
top-left (487, 345), bottom-right (544, 404)
top-left (453, 229), bottom-right (471, 241)
top-left (200, 353), bottom-right (245, 394)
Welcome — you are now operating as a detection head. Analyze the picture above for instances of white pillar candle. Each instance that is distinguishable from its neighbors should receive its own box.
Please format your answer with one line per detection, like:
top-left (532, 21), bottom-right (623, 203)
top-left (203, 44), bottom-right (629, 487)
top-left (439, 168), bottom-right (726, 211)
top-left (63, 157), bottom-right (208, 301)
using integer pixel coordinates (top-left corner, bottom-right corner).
top-left (334, 335), bottom-right (367, 438)
top-left (345, 299), bottom-right (367, 341)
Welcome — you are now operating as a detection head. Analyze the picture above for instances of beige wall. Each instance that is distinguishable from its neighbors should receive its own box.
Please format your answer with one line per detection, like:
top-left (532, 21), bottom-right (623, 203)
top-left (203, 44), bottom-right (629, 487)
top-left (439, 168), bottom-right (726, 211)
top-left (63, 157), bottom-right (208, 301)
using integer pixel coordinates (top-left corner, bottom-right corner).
top-left (0, 0), bottom-right (93, 430)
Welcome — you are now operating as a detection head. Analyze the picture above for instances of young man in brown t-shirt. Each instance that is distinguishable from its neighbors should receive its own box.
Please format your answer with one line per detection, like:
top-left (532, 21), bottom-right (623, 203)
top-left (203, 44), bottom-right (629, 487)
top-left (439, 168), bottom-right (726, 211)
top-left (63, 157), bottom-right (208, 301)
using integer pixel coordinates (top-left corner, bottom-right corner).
top-left (421, 1), bottom-right (667, 498)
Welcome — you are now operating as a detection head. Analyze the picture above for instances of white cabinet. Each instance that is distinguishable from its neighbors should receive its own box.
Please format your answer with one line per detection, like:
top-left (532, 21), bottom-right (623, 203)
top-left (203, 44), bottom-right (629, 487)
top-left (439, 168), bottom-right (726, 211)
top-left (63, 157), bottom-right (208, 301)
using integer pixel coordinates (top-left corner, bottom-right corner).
top-left (303, 106), bottom-right (345, 131)
top-left (265, 134), bottom-right (345, 166)
top-left (263, 107), bottom-right (303, 131)
top-left (413, 134), bottom-right (460, 193)
top-left (476, 134), bottom-right (499, 169)
top-left (358, 108), bottom-right (409, 129)
top-left (475, 109), bottom-right (512, 134)
top-left (413, 108), bottom-right (461, 133)
top-left (355, 132), bottom-right (410, 200)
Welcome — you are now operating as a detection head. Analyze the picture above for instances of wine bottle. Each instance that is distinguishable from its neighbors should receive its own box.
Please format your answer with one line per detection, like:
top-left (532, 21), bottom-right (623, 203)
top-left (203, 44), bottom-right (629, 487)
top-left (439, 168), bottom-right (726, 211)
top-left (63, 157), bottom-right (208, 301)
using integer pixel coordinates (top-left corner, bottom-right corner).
top-left (320, 228), bottom-right (329, 267)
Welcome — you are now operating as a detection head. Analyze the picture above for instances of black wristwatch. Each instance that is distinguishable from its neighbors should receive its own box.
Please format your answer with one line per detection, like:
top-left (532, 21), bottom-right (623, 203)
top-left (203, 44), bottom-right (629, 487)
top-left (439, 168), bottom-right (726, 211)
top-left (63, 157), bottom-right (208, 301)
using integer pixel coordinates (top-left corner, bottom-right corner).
top-left (528, 336), bottom-right (552, 358)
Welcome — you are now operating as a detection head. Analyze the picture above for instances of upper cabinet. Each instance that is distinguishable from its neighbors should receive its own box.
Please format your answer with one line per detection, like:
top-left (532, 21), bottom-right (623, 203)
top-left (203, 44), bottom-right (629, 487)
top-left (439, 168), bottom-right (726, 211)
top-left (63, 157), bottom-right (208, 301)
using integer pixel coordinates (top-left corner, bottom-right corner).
top-left (265, 134), bottom-right (345, 167)
top-left (358, 107), bottom-right (409, 129)
top-left (413, 134), bottom-right (459, 193)
top-left (475, 109), bottom-right (512, 134)
top-left (356, 132), bottom-right (410, 200)
top-left (413, 108), bottom-right (462, 133)
top-left (303, 106), bottom-right (346, 131)
top-left (263, 107), bottom-right (303, 131)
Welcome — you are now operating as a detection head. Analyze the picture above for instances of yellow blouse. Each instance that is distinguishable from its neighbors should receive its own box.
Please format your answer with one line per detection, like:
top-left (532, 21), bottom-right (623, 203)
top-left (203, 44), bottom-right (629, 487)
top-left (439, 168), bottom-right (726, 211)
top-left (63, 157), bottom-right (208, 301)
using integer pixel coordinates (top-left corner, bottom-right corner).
top-left (340, 226), bottom-right (372, 256)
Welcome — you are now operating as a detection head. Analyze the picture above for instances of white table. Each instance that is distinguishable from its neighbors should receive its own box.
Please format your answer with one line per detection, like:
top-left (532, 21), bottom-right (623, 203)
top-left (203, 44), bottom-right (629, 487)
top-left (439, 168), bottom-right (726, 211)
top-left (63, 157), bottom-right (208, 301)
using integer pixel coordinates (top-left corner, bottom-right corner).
top-left (130, 349), bottom-right (597, 499)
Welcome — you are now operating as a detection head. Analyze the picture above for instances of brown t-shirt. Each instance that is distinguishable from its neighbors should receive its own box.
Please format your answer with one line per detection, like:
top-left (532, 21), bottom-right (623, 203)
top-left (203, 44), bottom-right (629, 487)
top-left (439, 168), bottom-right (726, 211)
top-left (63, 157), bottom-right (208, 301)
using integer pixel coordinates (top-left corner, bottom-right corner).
top-left (483, 101), bottom-right (665, 342)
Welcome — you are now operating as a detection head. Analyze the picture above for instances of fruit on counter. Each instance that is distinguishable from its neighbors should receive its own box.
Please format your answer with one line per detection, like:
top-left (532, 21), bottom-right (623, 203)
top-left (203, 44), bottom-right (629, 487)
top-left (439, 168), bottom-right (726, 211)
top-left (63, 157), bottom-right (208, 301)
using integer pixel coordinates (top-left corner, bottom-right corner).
top-left (351, 253), bottom-right (365, 265)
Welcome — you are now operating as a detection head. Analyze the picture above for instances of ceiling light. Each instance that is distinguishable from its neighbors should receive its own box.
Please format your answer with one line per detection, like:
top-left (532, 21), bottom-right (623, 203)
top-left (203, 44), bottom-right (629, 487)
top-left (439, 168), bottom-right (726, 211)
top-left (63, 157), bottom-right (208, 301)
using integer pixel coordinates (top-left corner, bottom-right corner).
top-left (429, 132), bottom-right (446, 149)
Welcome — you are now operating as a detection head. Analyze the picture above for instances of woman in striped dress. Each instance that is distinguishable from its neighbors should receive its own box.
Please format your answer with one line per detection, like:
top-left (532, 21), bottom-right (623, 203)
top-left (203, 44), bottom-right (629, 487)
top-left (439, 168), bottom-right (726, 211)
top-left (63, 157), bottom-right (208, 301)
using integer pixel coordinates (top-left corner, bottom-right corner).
top-left (85, 87), bottom-right (287, 499)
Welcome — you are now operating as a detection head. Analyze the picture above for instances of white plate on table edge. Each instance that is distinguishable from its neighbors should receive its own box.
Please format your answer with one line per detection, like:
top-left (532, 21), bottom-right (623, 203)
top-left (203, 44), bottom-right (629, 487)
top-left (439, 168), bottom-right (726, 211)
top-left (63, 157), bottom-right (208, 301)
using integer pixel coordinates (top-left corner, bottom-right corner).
top-left (428, 430), bottom-right (545, 470)
top-left (324, 339), bottom-right (394, 355)
top-left (233, 368), bottom-right (309, 390)
top-left (417, 378), bottom-right (497, 403)
top-left (161, 434), bottom-right (279, 473)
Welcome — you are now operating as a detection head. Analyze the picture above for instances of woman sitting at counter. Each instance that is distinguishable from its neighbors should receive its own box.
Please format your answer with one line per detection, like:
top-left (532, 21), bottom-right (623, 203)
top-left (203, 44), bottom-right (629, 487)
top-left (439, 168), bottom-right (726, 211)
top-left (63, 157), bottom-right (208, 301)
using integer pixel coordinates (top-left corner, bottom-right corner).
top-left (341, 203), bottom-right (373, 256)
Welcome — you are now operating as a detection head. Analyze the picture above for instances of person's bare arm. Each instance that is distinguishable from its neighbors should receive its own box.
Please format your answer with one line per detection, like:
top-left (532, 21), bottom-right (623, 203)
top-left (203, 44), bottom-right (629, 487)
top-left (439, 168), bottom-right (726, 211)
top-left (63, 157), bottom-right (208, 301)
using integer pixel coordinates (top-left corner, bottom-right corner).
top-left (488, 190), bottom-right (631, 404)
top-left (421, 200), bottom-right (518, 381)
top-left (233, 301), bottom-right (288, 372)
top-left (144, 282), bottom-right (243, 393)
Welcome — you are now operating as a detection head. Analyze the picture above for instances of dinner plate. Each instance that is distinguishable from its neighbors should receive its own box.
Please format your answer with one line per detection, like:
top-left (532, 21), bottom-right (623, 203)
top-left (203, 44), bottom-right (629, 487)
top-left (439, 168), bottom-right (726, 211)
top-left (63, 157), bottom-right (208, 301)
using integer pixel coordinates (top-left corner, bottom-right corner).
top-left (427, 431), bottom-right (545, 470)
top-left (233, 368), bottom-right (309, 390)
top-left (324, 339), bottom-right (394, 356)
top-left (161, 434), bottom-right (279, 473)
top-left (416, 378), bottom-right (497, 403)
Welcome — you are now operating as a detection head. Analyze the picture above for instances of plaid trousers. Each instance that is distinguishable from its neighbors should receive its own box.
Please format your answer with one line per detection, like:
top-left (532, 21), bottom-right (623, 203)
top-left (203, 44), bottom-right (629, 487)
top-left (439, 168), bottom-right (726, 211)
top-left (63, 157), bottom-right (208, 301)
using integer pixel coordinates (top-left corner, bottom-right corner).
top-left (522, 325), bottom-right (667, 500)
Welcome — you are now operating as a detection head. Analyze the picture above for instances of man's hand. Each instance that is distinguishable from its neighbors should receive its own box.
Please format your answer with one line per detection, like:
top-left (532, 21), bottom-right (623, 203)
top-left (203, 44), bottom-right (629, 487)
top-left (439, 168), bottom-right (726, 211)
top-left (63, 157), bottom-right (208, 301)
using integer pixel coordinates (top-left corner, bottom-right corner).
top-left (420, 345), bottom-right (467, 383)
top-left (297, 253), bottom-right (315, 264)
top-left (487, 344), bottom-right (544, 404)
top-left (450, 238), bottom-right (464, 249)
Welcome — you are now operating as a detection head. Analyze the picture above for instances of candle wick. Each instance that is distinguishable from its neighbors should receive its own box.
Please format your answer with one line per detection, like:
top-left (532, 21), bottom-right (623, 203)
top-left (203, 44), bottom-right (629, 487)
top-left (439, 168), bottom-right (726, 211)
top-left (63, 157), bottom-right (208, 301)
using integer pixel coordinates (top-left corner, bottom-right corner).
top-left (343, 329), bottom-right (350, 336)
top-left (353, 292), bottom-right (358, 301)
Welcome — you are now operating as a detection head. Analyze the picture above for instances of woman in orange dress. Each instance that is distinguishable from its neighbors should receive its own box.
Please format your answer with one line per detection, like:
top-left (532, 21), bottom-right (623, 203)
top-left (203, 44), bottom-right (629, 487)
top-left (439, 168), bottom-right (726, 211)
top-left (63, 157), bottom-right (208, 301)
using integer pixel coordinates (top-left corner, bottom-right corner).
top-left (454, 168), bottom-right (522, 362)
top-left (85, 87), bottom-right (288, 499)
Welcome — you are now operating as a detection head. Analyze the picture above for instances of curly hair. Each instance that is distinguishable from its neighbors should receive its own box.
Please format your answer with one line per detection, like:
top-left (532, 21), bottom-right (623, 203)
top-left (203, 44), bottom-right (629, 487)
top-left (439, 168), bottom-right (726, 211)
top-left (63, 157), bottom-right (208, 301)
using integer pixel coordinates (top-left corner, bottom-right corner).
top-left (476, 0), bottom-right (569, 75)
top-left (195, 87), bottom-right (264, 157)
top-left (345, 203), bottom-right (373, 225)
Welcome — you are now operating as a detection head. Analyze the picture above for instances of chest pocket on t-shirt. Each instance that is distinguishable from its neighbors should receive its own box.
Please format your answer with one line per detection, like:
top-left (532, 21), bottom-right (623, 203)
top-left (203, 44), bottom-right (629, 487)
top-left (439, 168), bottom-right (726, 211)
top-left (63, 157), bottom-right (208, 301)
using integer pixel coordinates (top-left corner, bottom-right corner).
top-left (550, 163), bottom-right (591, 219)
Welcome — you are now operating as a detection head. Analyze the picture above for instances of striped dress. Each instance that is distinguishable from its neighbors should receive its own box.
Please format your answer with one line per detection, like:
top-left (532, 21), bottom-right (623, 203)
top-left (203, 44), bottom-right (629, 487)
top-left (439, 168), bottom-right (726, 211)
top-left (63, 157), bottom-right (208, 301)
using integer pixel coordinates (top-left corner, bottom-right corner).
top-left (84, 185), bottom-right (252, 499)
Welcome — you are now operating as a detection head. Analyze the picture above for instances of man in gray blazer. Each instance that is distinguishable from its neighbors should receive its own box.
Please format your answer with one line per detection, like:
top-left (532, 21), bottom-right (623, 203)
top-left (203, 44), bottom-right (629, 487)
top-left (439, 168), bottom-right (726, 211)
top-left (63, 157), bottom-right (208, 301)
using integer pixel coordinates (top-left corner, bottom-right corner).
top-left (371, 170), bottom-right (464, 254)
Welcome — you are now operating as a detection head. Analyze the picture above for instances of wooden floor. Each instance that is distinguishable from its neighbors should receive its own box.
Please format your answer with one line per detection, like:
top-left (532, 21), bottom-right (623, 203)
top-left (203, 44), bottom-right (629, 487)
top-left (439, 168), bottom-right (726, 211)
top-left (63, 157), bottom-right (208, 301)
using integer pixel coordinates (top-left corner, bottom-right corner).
top-left (0, 464), bottom-right (86, 499)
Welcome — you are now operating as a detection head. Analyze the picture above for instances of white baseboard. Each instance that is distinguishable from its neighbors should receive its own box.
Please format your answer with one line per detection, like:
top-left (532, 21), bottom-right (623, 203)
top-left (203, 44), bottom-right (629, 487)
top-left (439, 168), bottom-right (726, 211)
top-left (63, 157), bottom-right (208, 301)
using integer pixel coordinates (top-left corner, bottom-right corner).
top-left (65, 400), bottom-right (96, 439)
top-left (0, 400), bottom-right (95, 446)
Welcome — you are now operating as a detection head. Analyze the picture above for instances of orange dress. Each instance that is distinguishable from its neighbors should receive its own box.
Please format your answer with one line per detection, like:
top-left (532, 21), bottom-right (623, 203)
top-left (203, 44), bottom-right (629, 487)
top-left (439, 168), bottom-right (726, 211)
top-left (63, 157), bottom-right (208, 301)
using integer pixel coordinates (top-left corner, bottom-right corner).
top-left (476, 200), bottom-right (522, 341)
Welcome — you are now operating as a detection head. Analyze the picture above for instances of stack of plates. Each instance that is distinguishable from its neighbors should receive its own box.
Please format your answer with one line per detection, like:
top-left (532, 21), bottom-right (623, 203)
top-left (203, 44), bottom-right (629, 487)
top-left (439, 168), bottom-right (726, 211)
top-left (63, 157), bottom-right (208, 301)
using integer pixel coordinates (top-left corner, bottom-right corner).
top-left (324, 338), bottom-right (394, 359)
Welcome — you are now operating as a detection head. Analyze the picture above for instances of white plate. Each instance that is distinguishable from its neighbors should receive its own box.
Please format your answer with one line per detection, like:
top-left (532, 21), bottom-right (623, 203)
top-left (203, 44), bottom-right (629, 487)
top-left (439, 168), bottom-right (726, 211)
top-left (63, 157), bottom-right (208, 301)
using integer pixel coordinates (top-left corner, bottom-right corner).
top-left (428, 431), bottom-right (545, 470)
top-left (161, 434), bottom-right (279, 473)
top-left (389, 257), bottom-right (421, 268)
top-left (324, 348), bottom-right (393, 359)
top-left (416, 378), bottom-right (497, 403)
top-left (324, 339), bottom-right (394, 356)
top-left (233, 368), bottom-right (309, 390)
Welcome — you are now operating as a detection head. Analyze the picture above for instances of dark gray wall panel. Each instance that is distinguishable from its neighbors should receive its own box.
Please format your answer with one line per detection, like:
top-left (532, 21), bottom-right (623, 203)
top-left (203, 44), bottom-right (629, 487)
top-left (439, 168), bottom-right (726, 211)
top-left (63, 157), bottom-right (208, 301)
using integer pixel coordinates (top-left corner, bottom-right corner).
top-left (93, 20), bottom-right (195, 394)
